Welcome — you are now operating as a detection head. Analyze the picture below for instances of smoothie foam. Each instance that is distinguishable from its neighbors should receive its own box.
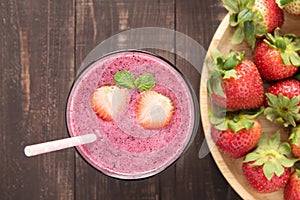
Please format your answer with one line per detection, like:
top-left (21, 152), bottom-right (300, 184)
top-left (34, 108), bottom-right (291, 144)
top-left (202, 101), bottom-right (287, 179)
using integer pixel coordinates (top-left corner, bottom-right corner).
top-left (66, 51), bottom-right (196, 179)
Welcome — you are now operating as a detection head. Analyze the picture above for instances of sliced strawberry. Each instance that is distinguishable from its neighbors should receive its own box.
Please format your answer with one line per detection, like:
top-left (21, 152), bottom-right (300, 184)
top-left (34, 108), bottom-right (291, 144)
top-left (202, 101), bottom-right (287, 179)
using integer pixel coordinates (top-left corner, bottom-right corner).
top-left (91, 86), bottom-right (129, 121)
top-left (136, 91), bottom-right (174, 129)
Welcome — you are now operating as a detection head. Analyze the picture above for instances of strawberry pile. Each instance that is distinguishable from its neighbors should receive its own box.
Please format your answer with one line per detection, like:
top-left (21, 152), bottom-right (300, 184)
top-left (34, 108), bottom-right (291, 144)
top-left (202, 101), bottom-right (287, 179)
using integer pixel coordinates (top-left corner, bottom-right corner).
top-left (207, 0), bottom-right (300, 197)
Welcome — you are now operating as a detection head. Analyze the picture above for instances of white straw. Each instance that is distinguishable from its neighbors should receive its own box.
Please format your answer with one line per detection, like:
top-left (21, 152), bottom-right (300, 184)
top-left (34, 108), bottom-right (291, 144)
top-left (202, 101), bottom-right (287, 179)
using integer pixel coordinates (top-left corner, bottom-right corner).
top-left (24, 134), bottom-right (97, 157)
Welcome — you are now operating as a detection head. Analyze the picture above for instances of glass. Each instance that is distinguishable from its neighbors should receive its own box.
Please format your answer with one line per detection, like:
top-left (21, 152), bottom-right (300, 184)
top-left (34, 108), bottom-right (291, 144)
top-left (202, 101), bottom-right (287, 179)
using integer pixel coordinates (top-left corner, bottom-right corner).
top-left (65, 50), bottom-right (199, 179)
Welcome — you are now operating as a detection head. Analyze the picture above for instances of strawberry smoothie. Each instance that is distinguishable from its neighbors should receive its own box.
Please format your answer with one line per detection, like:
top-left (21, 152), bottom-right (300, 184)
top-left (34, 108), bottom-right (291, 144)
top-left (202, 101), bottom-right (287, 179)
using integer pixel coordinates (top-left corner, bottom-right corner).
top-left (66, 50), bottom-right (198, 179)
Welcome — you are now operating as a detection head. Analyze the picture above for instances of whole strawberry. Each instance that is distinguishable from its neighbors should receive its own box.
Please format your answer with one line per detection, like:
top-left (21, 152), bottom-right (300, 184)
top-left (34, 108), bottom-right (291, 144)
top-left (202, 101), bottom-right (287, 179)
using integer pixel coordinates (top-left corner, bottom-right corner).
top-left (264, 78), bottom-right (300, 127)
top-left (207, 49), bottom-right (264, 110)
top-left (243, 132), bottom-right (297, 193)
top-left (289, 125), bottom-right (300, 158)
top-left (278, 0), bottom-right (300, 16)
top-left (284, 170), bottom-right (300, 200)
top-left (254, 28), bottom-right (300, 81)
top-left (222, 0), bottom-right (284, 48)
top-left (210, 109), bottom-right (263, 158)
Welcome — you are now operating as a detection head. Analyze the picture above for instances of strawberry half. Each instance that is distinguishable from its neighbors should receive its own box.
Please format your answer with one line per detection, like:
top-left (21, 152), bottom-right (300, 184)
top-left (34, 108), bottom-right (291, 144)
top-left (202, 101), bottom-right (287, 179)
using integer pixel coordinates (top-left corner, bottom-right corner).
top-left (289, 125), bottom-right (300, 158)
top-left (254, 28), bottom-right (300, 81)
top-left (243, 132), bottom-right (297, 193)
top-left (264, 78), bottom-right (300, 127)
top-left (284, 169), bottom-right (300, 200)
top-left (91, 85), bottom-right (129, 121)
top-left (207, 49), bottom-right (264, 110)
top-left (135, 91), bottom-right (174, 129)
top-left (210, 109), bottom-right (263, 158)
top-left (222, 0), bottom-right (283, 48)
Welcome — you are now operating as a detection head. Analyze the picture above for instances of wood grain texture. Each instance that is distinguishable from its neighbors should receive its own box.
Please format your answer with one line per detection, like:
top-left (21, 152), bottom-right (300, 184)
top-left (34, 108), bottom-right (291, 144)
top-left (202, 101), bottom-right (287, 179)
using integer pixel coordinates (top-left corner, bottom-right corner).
top-left (0, 0), bottom-right (249, 199)
top-left (175, 1), bottom-right (241, 200)
top-left (0, 0), bottom-right (75, 199)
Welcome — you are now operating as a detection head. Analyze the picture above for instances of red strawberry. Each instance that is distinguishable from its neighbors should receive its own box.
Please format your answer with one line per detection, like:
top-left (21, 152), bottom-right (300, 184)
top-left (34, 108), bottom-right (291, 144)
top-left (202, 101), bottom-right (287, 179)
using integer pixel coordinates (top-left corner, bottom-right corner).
top-left (242, 132), bottom-right (296, 193)
top-left (208, 49), bottom-right (264, 111)
top-left (278, 0), bottom-right (300, 16)
top-left (254, 0), bottom-right (284, 32)
top-left (91, 85), bottom-right (129, 121)
top-left (210, 109), bottom-right (263, 158)
top-left (264, 78), bottom-right (300, 127)
top-left (289, 125), bottom-right (300, 158)
top-left (284, 170), bottom-right (300, 200)
top-left (135, 91), bottom-right (174, 129)
top-left (254, 28), bottom-right (300, 81)
top-left (222, 0), bottom-right (283, 48)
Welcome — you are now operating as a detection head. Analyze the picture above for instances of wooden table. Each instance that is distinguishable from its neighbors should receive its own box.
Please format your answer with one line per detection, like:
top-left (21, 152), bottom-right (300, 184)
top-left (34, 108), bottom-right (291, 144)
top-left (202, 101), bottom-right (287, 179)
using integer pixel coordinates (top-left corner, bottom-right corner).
top-left (0, 0), bottom-right (242, 199)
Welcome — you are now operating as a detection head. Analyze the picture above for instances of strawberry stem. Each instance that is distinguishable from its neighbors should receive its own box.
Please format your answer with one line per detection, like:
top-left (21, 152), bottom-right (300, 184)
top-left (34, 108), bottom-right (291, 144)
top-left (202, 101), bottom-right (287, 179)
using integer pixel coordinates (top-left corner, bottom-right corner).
top-left (244, 131), bottom-right (297, 180)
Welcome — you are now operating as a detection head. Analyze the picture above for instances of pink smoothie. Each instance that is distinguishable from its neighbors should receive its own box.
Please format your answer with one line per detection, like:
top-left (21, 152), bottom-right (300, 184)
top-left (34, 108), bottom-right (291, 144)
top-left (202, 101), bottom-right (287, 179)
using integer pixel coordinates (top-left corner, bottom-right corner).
top-left (66, 51), bottom-right (197, 179)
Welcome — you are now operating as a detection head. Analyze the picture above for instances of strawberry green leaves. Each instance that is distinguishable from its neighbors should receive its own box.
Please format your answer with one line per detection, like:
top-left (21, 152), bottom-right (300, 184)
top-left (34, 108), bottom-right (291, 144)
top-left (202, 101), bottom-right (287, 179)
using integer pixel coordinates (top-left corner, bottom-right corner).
top-left (212, 49), bottom-right (243, 78)
top-left (222, 0), bottom-right (239, 13)
top-left (276, 0), bottom-right (293, 8)
top-left (207, 49), bottom-right (245, 97)
top-left (244, 132), bottom-right (297, 180)
top-left (232, 27), bottom-right (245, 44)
top-left (264, 93), bottom-right (300, 127)
top-left (210, 109), bottom-right (263, 133)
top-left (222, 0), bottom-right (267, 49)
top-left (289, 125), bottom-right (300, 145)
top-left (264, 28), bottom-right (300, 67)
top-left (244, 21), bottom-right (256, 49)
top-left (114, 70), bottom-right (156, 91)
top-left (207, 49), bottom-right (244, 97)
top-left (238, 8), bottom-right (254, 23)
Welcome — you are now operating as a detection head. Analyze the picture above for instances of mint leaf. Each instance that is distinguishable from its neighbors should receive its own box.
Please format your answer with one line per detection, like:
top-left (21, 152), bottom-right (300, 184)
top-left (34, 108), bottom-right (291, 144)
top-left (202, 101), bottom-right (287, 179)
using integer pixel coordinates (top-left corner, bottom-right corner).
top-left (114, 70), bottom-right (136, 89)
top-left (114, 70), bottom-right (156, 91)
top-left (134, 73), bottom-right (156, 91)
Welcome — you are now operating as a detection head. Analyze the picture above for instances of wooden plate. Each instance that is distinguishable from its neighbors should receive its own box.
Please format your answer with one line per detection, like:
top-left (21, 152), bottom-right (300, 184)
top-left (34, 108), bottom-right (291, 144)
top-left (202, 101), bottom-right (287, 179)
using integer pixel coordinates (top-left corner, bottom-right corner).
top-left (200, 13), bottom-right (300, 200)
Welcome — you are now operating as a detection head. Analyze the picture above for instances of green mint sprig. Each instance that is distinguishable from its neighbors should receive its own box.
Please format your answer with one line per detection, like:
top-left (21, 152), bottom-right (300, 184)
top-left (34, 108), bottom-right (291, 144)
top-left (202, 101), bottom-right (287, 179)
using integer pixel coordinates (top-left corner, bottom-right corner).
top-left (114, 70), bottom-right (156, 91)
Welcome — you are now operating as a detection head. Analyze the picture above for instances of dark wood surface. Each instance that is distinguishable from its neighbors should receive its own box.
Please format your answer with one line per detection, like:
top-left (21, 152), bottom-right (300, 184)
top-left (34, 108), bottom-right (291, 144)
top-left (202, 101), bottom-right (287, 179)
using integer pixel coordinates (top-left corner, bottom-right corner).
top-left (0, 0), bottom-right (242, 199)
